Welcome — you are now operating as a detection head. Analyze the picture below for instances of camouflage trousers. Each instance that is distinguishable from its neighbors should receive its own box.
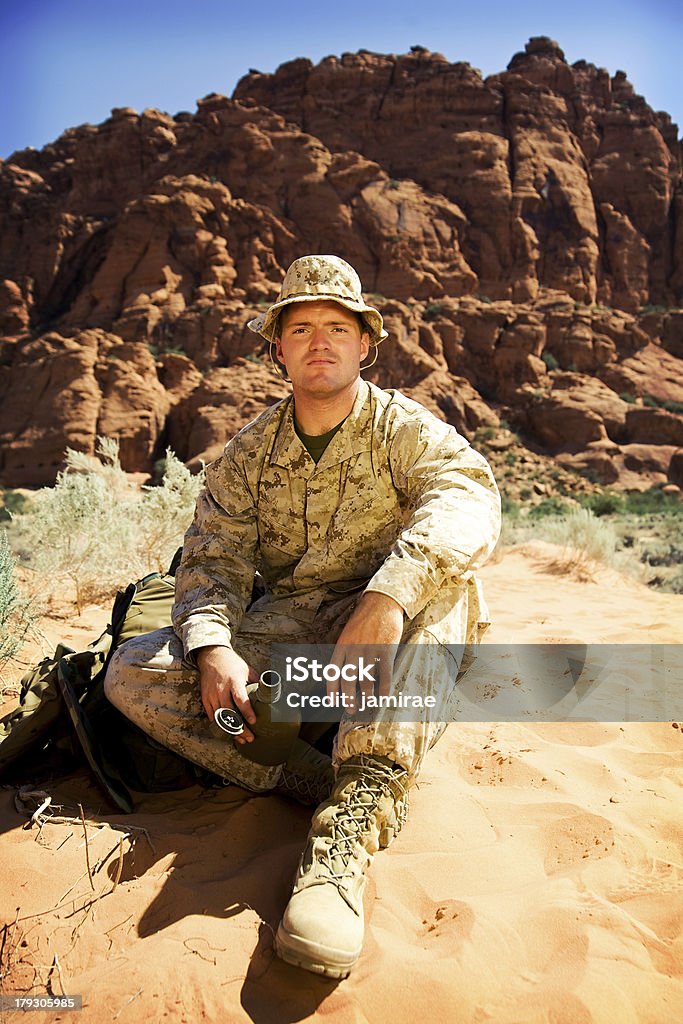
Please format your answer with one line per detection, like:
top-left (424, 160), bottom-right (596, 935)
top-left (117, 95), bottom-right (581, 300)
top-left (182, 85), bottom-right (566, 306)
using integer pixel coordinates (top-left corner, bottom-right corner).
top-left (104, 577), bottom-right (489, 793)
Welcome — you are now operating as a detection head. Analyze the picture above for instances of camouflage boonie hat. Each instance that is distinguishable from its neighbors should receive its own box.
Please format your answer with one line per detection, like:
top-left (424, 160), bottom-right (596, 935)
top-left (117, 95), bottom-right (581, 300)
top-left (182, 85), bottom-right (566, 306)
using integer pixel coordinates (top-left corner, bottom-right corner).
top-left (247, 255), bottom-right (388, 346)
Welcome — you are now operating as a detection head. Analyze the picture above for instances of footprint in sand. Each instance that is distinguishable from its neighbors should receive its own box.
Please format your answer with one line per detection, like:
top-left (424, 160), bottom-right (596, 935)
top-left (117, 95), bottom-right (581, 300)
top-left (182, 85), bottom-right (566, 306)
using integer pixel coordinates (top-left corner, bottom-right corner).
top-left (419, 899), bottom-right (474, 952)
top-left (544, 811), bottom-right (615, 874)
top-left (464, 745), bottom-right (549, 788)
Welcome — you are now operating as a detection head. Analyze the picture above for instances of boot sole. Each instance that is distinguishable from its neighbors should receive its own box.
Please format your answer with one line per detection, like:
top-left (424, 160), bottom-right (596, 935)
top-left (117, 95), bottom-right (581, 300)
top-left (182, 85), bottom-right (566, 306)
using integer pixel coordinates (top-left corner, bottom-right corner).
top-left (275, 922), bottom-right (359, 980)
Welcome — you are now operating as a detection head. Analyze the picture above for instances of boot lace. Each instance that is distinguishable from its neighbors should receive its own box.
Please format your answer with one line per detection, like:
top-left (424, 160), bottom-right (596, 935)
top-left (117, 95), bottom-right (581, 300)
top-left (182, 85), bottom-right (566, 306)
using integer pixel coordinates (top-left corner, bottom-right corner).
top-left (278, 763), bottom-right (334, 806)
top-left (319, 757), bottom-right (409, 887)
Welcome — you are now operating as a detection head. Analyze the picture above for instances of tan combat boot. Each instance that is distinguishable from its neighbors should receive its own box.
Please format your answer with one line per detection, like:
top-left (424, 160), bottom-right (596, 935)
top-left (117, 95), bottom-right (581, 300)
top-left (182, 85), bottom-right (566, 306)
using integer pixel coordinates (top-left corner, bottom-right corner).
top-left (276, 738), bottom-right (335, 806)
top-left (275, 754), bottom-right (409, 978)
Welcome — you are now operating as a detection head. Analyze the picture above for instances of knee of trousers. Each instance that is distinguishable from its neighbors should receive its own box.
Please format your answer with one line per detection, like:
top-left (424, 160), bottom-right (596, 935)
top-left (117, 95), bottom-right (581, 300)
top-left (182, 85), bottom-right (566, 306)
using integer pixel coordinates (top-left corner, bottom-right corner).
top-left (104, 644), bottom-right (131, 711)
top-left (104, 626), bottom-right (188, 714)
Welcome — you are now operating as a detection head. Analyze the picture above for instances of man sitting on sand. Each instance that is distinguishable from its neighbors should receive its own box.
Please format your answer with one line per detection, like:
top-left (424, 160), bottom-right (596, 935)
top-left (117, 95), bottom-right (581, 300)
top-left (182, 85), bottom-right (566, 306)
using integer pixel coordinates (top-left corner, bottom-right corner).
top-left (105, 254), bottom-right (501, 979)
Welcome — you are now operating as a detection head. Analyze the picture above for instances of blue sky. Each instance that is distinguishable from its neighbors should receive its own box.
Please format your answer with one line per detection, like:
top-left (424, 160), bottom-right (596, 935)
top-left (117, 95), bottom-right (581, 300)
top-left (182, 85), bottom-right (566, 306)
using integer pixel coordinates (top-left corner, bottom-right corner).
top-left (1, 0), bottom-right (681, 158)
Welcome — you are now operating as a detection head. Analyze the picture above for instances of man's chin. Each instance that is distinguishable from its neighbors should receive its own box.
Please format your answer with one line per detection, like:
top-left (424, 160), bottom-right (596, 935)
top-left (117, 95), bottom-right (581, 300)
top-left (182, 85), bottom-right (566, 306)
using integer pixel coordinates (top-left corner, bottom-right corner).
top-left (294, 371), bottom-right (352, 394)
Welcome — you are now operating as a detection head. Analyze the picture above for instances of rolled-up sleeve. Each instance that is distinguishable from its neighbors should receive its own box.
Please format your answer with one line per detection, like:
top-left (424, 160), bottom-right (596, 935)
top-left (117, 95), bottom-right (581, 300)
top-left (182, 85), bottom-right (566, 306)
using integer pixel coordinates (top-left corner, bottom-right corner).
top-left (366, 417), bottom-right (501, 620)
top-left (172, 445), bottom-right (258, 660)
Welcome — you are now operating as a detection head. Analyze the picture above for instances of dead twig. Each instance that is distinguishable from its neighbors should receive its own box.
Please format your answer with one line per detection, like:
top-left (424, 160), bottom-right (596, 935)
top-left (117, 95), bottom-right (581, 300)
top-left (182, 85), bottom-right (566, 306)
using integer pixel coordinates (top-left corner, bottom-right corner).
top-left (14, 789), bottom-right (156, 852)
top-left (79, 803), bottom-right (95, 891)
top-left (105, 916), bottom-right (133, 937)
top-left (112, 836), bottom-right (125, 890)
top-left (182, 937), bottom-right (226, 965)
top-left (28, 794), bottom-right (52, 828)
top-left (58, 871), bottom-right (90, 907)
top-left (46, 951), bottom-right (66, 996)
top-left (0, 908), bottom-right (20, 981)
top-left (113, 987), bottom-right (143, 1019)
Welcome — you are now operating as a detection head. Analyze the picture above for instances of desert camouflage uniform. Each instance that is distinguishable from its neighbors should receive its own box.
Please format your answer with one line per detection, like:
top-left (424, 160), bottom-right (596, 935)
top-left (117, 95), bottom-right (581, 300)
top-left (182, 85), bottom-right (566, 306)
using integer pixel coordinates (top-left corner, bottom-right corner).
top-left (105, 379), bottom-right (500, 790)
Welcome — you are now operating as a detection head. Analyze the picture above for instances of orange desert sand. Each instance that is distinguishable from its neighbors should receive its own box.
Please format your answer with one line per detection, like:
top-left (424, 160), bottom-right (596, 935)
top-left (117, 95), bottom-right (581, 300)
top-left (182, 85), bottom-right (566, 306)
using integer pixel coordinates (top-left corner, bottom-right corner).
top-left (1, 542), bottom-right (682, 1023)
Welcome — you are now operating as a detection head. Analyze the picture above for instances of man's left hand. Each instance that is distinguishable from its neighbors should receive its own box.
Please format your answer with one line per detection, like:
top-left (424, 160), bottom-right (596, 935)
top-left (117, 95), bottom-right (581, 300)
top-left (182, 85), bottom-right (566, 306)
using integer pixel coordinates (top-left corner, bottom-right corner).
top-left (329, 591), bottom-right (405, 708)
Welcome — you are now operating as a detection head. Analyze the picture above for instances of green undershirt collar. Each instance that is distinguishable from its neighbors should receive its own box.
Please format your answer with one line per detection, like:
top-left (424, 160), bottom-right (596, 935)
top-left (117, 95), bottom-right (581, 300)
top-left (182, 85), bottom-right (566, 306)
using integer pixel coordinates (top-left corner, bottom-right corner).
top-left (295, 416), bottom-right (348, 463)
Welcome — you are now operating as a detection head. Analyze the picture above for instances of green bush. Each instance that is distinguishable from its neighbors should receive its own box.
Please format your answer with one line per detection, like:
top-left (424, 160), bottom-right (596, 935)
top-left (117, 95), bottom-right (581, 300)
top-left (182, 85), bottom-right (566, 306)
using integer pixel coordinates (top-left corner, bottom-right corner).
top-left (638, 304), bottom-right (668, 315)
top-left (501, 495), bottom-right (521, 520)
top-left (0, 531), bottom-right (35, 667)
top-left (474, 426), bottom-right (496, 444)
top-left (579, 492), bottom-right (625, 517)
top-left (528, 497), bottom-right (572, 518)
top-left (621, 489), bottom-right (683, 516)
top-left (423, 303), bottom-right (442, 321)
top-left (541, 351), bottom-right (559, 371)
top-left (11, 438), bottom-right (204, 612)
top-left (619, 392), bottom-right (636, 404)
top-left (0, 490), bottom-right (33, 523)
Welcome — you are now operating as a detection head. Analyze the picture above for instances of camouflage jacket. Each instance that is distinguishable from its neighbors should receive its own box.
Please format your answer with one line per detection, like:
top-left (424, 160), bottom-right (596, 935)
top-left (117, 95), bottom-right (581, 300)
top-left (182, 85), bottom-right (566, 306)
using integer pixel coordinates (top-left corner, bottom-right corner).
top-left (172, 380), bottom-right (501, 657)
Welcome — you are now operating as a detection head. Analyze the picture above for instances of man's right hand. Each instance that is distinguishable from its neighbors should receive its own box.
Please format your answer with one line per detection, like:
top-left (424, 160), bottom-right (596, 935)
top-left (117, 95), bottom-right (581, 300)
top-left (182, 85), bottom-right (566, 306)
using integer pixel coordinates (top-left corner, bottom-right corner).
top-left (196, 645), bottom-right (258, 744)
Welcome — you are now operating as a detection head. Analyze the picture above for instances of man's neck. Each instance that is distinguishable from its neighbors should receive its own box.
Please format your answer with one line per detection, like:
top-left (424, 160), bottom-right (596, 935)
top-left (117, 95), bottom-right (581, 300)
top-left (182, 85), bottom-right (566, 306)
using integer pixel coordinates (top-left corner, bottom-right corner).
top-left (292, 379), bottom-right (361, 436)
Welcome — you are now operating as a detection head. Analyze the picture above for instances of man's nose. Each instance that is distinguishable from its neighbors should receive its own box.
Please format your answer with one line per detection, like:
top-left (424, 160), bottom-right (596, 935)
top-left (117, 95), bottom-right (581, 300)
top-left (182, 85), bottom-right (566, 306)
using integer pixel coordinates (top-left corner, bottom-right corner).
top-left (309, 326), bottom-right (330, 348)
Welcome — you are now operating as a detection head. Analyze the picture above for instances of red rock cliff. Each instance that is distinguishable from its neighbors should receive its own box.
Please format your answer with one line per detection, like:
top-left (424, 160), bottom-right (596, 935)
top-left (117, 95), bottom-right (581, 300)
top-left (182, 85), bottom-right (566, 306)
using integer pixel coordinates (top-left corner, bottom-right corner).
top-left (0, 38), bottom-right (681, 491)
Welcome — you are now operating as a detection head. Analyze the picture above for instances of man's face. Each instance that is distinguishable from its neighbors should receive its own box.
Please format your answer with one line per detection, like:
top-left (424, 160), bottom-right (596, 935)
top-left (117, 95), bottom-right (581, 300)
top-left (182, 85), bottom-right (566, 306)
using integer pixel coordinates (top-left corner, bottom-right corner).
top-left (275, 300), bottom-right (370, 399)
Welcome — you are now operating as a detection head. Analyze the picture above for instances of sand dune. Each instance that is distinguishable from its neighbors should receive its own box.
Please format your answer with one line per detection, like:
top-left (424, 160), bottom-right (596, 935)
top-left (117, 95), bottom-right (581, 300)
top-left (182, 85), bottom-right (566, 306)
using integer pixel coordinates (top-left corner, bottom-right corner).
top-left (1, 544), bottom-right (681, 1023)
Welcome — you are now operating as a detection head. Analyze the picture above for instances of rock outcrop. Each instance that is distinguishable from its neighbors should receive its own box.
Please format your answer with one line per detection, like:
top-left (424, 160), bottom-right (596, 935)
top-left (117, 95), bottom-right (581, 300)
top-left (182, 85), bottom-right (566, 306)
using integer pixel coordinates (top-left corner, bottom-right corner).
top-left (0, 38), bottom-right (681, 491)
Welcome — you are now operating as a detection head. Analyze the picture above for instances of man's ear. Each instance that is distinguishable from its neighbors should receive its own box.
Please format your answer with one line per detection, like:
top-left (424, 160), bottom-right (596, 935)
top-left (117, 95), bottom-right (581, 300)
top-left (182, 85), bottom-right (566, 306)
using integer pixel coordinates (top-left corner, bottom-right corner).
top-left (275, 337), bottom-right (284, 363)
top-left (360, 332), bottom-right (370, 362)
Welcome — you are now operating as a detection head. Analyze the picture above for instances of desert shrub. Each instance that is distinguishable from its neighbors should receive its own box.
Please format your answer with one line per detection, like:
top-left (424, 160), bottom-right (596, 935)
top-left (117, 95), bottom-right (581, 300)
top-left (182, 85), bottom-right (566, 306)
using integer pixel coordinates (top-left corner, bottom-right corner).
top-left (638, 304), bottom-right (668, 315)
top-left (0, 490), bottom-right (33, 523)
top-left (474, 426), bottom-right (496, 444)
top-left (0, 531), bottom-right (35, 667)
top-left (501, 495), bottom-right (521, 520)
top-left (542, 507), bottom-right (618, 571)
top-left (528, 497), bottom-right (572, 519)
top-left (541, 351), bottom-right (559, 371)
top-left (618, 392), bottom-right (636, 404)
top-left (580, 492), bottom-right (625, 517)
top-left (423, 303), bottom-right (443, 321)
top-left (11, 438), bottom-right (204, 611)
top-left (621, 489), bottom-right (683, 516)
top-left (666, 571), bottom-right (683, 595)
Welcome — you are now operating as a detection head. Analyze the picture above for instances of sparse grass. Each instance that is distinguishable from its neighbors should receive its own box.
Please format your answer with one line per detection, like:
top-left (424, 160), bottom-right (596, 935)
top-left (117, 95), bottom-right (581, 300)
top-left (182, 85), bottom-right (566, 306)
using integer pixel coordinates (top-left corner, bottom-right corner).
top-left (0, 531), bottom-right (35, 668)
top-left (501, 486), bottom-right (683, 591)
top-left (9, 438), bottom-right (204, 613)
top-left (542, 507), bottom-right (619, 572)
top-left (620, 489), bottom-right (683, 516)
